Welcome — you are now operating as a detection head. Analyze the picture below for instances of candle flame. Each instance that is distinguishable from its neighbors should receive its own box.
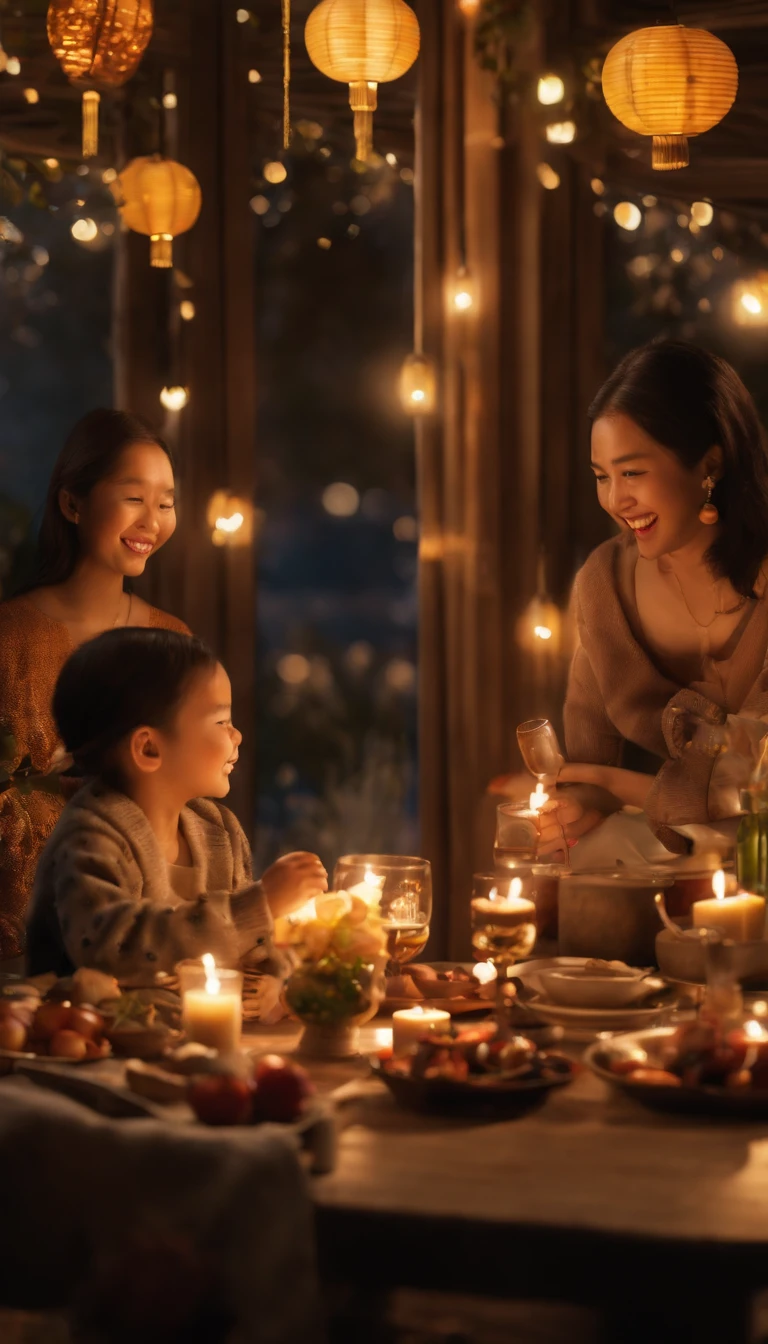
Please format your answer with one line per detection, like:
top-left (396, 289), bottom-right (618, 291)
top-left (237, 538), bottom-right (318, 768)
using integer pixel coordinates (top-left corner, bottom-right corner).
top-left (744, 1018), bottom-right (768, 1042)
top-left (712, 869), bottom-right (726, 902)
top-left (530, 782), bottom-right (549, 813)
top-left (511, 877), bottom-right (523, 900)
top-left (202, 952), bottom-right (220, 996)
top-left (473, 960), bottom-right (497, 985)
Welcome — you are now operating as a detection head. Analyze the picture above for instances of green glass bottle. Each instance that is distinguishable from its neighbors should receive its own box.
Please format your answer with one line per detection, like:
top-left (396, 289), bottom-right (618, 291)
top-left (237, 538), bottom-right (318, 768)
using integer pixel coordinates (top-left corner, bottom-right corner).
top-left (737, 787), bottom-right (768, 896)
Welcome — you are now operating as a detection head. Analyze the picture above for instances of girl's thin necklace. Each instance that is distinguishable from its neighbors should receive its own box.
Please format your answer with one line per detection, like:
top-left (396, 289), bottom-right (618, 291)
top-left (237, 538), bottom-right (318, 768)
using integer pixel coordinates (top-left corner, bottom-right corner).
top-left (661, 562), bottom-right (747, 630)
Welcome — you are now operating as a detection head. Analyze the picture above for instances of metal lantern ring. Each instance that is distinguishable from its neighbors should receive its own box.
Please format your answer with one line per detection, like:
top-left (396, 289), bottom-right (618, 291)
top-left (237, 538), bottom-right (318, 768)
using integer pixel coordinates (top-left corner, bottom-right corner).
top-left (47, 0), bottom-right (154, 158)
top-left (602, 24), bottom-right (738, 170)
top-left (305, 0), bottom-right (420, 162)
top-left (114, 154), bottom-right (202, 268)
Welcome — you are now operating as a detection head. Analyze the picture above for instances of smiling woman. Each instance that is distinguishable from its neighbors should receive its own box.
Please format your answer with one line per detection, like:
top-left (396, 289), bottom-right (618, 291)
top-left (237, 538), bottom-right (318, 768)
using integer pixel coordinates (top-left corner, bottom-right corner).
top-left (554, 341), bottom-right (768, 856)
top-left (0, 409), bottom-right (191, 965)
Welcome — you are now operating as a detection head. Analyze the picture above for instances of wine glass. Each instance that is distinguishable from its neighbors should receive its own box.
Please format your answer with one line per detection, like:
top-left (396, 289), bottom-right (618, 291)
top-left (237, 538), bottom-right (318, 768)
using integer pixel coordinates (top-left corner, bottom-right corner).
top-left (470, 873), bottom-right (537, 1029)
top-left (516, 718), bottom-right (564, 783)
top-left (333, 854), bottom-right (432, 976)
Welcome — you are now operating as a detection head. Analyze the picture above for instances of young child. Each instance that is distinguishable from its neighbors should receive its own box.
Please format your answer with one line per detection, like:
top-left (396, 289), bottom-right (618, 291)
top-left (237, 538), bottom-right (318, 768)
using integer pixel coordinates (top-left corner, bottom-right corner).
top-left (26, 628), bottom-right (327, 978)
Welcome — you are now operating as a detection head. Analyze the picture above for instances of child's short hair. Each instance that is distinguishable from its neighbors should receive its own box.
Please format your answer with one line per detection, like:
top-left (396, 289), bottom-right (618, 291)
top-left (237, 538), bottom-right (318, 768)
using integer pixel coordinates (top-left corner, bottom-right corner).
top-left (54, 628), bottom-right (217, 777)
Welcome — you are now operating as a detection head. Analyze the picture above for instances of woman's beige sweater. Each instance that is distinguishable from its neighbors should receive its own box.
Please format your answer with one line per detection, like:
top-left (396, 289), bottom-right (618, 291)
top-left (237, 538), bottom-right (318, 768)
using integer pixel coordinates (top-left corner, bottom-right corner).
top-left (564, 533), bottom-right (768, 849)
top-left (26, 781), bottom-right (273, 977)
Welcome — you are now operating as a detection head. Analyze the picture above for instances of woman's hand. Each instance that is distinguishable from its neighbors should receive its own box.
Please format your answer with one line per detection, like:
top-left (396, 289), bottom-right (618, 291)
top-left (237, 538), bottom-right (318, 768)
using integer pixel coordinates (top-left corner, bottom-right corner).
top-left (261, 851), bottom-right (328, 918)
top-left (558, 763), bottom-right (654, 810)
top-left (537, 797), bottom-right (604, 855)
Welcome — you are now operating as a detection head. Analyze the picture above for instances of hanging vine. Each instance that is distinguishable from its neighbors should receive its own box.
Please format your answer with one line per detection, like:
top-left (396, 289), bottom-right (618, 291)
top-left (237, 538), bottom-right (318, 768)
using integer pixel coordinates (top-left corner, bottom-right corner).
top-left (473, 0), bottom-right (535, 101)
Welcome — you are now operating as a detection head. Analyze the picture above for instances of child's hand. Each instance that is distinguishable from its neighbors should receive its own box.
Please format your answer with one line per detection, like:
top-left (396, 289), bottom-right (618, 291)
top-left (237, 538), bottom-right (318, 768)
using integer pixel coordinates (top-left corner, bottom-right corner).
top-left (261, 851), bottom-right (328, 918)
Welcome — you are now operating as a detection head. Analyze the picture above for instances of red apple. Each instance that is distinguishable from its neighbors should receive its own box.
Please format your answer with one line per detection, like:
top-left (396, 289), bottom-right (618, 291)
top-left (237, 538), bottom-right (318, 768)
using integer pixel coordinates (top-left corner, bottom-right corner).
top-left (251, 1054), bottom-right (313, 1123)
top-left (49, 1029), bottom-right (88, 1060)
top-left (188, 1073), bottom-right (254, 1126)
top-left (0, 1016), bottom-right (28, 1053)
top-left (67, 1006), bottom-right (105, 1042)
top-left (32, 1000), bottom-right (73, 1041)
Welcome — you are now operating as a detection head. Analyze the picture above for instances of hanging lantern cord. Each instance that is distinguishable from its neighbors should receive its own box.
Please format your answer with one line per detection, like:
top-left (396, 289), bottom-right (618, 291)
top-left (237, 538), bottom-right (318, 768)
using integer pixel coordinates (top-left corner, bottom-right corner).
top-left (349, 80), bottom-right (377, 162)
top-left (281, 0), bottom-right (291, 150)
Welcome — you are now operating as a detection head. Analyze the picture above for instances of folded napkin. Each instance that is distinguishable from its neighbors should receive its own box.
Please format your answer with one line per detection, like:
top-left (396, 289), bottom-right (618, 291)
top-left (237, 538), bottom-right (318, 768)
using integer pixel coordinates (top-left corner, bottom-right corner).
top-left (0, 1077), bottom-right (322, 1344)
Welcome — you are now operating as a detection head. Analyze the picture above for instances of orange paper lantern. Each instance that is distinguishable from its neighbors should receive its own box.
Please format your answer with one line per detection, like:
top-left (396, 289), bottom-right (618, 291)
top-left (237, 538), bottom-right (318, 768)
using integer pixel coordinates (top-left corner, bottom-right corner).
top-left (47, 0), bottom-right (154, 158)
top-left (114, 154), bottom-right (201, 268)
top-left (305, 0), bottom-right (420, 161)
top-left (602, 25), bottom-right (738, 170)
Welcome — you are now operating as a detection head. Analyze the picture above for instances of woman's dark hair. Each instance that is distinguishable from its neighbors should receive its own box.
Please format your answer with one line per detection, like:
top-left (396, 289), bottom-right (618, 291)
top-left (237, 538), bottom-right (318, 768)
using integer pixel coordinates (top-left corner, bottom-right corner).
top-left (21, 408), bottom-right (174, 593)
top-left (589, 340), bottom-right (768, 597)
top-left (54, 628), bottom-right (216, 778)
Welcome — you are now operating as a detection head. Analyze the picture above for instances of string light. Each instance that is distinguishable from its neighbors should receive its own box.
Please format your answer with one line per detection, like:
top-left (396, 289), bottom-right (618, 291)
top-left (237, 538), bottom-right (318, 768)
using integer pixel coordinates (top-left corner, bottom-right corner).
top-left (398, 352), bottom-right (437, 415)
top-left (23, 88), bottom-right (39, 104)
top-left (44, 157), bottom-right (60, 170)
top-left (248, 68), bottom-right (262, 83)
top-left (536, 163), bottom-right (560, 190)
top-left (162, 92), bottom-right (178, 109)
top-left (642, 194), bottom-right (657, 207)
top-left (590, 178), bottom-right (605, 196)
top-left (102, 167), bottom-right (117, 183)
top-left (322, 482), bottom-right (360, 516)
top-left (160, 385), bottom-right (188, 410)
top-left (236, 8), bottom-right (250, 21)
top-left (71, 218), bottom-right (98, 242)
top-left (6, 57), bottom-right (21, 76)
top-left (207, 490), bottom-right (255, 546)
top-left (263, 161), bottom-right (287, 184)
top-left (537, 74), bottom-right (564, 105)
top-left (450, 267), bottom-right (476, 313)
top-left (691, 200), bottom-right (714, 226)
top-left (545, 120), bottom-right (576, 144)
top-left (613, 201), bottom-right (642, 231)
top-left (180, 300), bottom-right (195, 320)
top-left (733, 276), bottom-right (768, 325)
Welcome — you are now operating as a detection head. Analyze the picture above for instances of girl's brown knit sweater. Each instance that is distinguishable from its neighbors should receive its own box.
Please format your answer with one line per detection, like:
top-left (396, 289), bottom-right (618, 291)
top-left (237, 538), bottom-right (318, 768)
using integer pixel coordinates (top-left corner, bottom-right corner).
top-left (26, 780), bottom-right (273, 977)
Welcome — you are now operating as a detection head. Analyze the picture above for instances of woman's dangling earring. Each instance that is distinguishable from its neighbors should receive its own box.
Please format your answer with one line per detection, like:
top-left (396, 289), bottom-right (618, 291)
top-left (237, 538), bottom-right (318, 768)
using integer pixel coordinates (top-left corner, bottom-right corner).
top-left (699, 475), bottom-right (719, 525)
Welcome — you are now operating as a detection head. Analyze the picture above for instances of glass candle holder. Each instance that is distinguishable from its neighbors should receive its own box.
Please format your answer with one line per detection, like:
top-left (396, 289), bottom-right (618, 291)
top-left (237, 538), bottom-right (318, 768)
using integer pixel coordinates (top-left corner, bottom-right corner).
top-left (178, 957), bottom-right (243, 1053)
top-left (470, 873), bottom-right (536, 1030)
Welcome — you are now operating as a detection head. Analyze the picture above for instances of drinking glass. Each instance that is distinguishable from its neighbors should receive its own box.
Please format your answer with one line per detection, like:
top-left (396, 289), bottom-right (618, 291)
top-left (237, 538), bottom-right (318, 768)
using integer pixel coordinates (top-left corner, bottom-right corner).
top-left (495, 797), bottom-right (568, 868)
top-left (333, 854), bottom-right (432, 975)
top-left (516, 718), bottom-right (564, 783)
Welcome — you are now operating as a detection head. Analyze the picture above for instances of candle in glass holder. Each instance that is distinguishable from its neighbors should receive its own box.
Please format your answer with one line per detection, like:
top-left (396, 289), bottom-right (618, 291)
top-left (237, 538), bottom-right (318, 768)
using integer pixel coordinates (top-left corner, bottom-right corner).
top-left (470, 878), bottom-right (537, 962)
top-left (692, 870), bottom-right (766, 942)
top-left (392, 1004), bottom-right (451, 1053)
top-left (180, 954), bottom-right (243, 1053)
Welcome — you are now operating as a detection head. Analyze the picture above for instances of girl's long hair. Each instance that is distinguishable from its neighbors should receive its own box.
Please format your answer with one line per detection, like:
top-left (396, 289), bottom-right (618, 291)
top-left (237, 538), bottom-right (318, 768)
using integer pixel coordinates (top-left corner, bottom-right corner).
top-left (589, 340), bottom-right (768, 597)
top-left (20, 408), bottom-right (173, 593)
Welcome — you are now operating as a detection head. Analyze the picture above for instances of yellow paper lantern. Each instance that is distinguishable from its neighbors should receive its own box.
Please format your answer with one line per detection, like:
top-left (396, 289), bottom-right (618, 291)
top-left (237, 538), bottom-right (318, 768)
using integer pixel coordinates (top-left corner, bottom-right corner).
top-left (47, 0), bottom-right (154, 158)
top-left (305, 0), bottom-right (420, 162)
top-left (114, 155), bottom-right (202, 268)
top-left (602, 25), bottom-right (738, 170)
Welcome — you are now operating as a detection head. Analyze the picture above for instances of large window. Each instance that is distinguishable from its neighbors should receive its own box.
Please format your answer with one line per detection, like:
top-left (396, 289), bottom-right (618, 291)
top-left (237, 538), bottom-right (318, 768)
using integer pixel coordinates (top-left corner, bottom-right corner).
top-left (0, 163), bottom-right (114, 593)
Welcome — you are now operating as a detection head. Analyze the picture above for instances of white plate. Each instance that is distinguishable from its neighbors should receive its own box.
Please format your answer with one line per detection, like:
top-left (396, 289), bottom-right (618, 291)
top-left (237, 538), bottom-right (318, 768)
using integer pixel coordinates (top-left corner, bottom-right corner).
top-left (525, 996), bottom-right (668, 1032)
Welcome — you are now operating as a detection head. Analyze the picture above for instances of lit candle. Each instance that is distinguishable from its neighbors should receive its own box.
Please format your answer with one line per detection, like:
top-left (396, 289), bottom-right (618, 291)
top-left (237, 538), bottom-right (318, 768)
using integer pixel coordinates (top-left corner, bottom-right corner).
top-left (392, 1004), bottom-right (451, 1053)
top-left (470, 877), bottom-right (536, 929)
top-left (530, 782), bottom-right (549, 814)
top-left (347, 868), bottom-right (385, 904)
top-left (181, 953), bottom-right (243, 1053)
top-left (472, 960), bottom-right (497, 985)
top-left (692, 870), bottom-right (766, 942)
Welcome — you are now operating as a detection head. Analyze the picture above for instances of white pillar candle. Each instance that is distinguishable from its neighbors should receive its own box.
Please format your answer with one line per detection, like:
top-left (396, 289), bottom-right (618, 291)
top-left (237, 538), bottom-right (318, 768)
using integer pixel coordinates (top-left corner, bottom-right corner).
top-left (392, 1004), bottom-right (450, 1053)
top-left (692, 869), bottom-right (766, 943)
top-left (181, 954), bottom-right (242, 1053)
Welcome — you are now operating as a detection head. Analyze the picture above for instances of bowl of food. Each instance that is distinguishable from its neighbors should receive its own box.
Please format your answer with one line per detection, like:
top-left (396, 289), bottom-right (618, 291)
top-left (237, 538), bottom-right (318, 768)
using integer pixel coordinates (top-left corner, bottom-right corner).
top-left (538, 960), bottom-right (656, 1009)
top-left (585, 1019), bottom-right (768, 1117)
top-left (372, 1023), bottom-right (573, 1116)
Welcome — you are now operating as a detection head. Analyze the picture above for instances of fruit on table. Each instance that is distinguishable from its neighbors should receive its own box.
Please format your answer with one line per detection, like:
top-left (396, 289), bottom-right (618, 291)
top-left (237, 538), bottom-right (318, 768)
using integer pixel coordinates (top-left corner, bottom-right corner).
top-left (252, 1054), bottom-right (314, 1123)
top-left (628, 1068), bottom-right (681, 1087)
top-left (31, 1000), bottom-right (73, 1041)
top-left (188, 1073), bottom-right (255, 1126)
top-left (49, 1029), bottom-right (89, 1061)
top-left (0, 1016), bottom-right (28, 1053)
top-left (65, 1006), bottom-right (105, 1041)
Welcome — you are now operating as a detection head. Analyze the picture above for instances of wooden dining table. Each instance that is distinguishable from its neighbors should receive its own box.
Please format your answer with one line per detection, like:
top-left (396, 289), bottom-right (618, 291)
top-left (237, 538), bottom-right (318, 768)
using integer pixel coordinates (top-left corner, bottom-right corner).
top-left (244, 1016), bottom-right (768, 1344)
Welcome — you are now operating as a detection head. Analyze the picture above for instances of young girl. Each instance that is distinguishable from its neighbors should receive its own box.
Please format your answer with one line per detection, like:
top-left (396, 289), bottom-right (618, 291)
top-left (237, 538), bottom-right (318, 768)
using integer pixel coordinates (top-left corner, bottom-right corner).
top-left (0, 409), bottom-right (189, 965)
top-left (546, 340), bottom-right (768, 857)
top-left (26, 628), bottom-right (327, 978)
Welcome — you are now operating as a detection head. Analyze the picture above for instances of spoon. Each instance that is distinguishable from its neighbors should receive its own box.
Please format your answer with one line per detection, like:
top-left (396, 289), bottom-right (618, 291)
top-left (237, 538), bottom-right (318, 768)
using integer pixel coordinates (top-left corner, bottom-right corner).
top-left (654, 892), bottom-right (722, 945)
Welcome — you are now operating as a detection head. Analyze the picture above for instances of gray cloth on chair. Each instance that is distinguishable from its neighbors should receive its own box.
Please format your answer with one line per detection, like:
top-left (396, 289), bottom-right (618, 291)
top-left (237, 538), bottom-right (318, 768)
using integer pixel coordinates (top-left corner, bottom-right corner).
top-left (0, 1077), bottom-right (322, 1344)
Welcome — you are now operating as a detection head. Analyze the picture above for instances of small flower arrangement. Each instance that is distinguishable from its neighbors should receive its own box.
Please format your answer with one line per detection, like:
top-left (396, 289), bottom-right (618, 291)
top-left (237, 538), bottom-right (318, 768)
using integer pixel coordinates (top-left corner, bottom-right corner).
top-left (275, 892), bottom-right (388, 1056)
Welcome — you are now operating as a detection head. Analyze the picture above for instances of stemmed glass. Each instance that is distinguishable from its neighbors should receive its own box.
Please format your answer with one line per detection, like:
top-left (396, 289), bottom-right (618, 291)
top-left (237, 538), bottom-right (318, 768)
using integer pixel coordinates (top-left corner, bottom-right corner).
top-left (516, 718), bottom-right (570, 867)
top-left (470, 873), bottom-right (536, 1030)
top-left (333, 854), bottom-right (432, 976)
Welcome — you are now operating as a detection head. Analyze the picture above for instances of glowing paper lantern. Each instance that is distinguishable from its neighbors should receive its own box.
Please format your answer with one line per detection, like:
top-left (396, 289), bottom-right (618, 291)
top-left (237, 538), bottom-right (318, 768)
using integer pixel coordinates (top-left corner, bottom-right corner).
top-left (114, 154), bottom-right (201, 268)
top-left (305, 0), bottom-right (420, 162)
top-left (47, 0), bottom-right (154, 157)
top-left (602, 25), bottom-right (738, 170)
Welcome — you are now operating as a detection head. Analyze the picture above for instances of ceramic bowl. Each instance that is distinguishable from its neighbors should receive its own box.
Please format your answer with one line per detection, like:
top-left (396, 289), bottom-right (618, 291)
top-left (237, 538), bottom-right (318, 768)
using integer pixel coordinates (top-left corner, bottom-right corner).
top-left (538, 966), bottom-right (653, 1009)
top-left (655, 927), bottom-right (768, 987)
